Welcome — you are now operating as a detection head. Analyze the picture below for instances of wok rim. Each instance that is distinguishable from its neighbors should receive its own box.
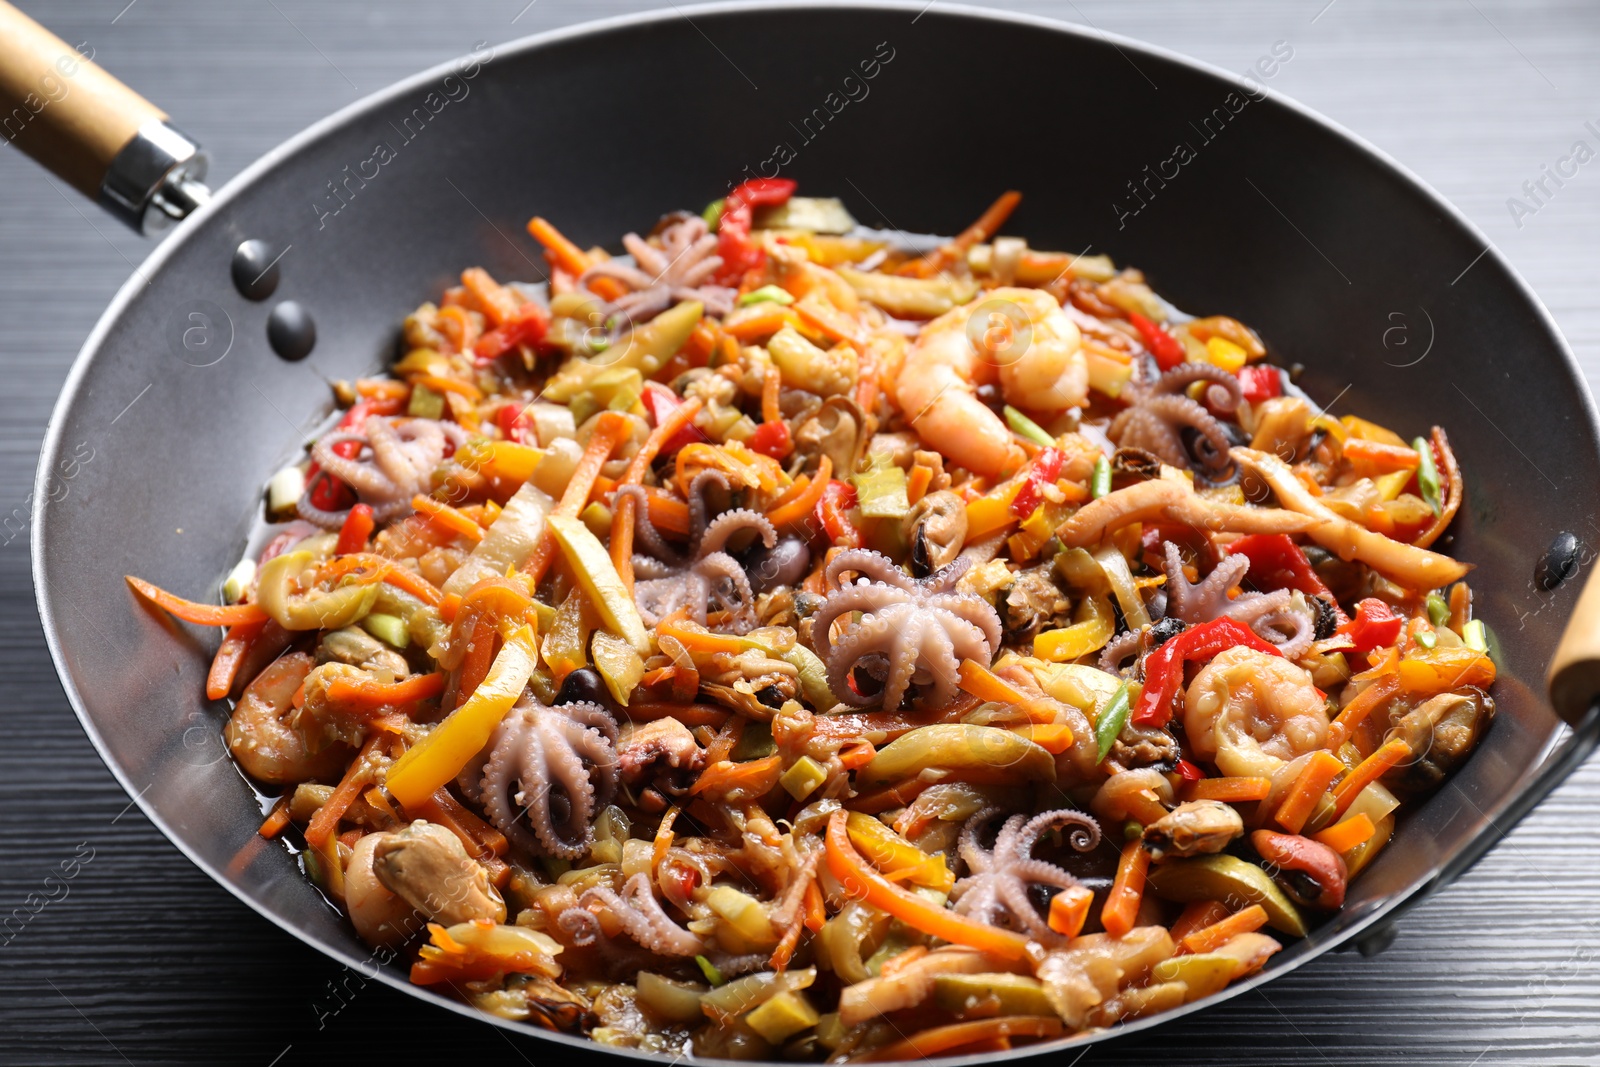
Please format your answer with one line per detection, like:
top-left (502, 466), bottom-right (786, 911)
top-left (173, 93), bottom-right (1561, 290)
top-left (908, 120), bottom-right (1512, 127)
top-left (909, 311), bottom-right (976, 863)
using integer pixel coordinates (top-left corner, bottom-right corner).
top-left (31, 1), bottom-right (1600, 1061)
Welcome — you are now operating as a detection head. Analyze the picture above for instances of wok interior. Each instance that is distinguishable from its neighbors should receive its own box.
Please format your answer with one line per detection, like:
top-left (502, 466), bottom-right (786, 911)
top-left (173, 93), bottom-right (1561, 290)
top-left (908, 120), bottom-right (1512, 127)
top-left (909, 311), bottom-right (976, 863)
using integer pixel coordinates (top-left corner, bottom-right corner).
top-left (35, 3), bottom-right (1600, 1051)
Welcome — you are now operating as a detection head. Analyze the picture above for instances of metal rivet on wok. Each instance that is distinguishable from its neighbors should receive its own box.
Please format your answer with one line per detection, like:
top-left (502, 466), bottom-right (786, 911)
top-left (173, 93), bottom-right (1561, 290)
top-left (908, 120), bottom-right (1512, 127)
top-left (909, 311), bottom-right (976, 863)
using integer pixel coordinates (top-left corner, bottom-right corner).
top-left (231, 239), bottom-right (281, 301)
top-left (267, 301), bottom-right (316, 361)
top-left (1537, 531), bottom-right (1581, 591)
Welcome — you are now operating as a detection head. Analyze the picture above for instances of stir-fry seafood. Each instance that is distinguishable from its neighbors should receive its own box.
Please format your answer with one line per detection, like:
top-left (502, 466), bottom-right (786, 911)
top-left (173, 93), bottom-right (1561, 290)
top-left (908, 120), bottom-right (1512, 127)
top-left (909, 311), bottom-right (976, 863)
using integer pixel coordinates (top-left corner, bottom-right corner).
top-left (128, 186), bottom-right (1495, 1059)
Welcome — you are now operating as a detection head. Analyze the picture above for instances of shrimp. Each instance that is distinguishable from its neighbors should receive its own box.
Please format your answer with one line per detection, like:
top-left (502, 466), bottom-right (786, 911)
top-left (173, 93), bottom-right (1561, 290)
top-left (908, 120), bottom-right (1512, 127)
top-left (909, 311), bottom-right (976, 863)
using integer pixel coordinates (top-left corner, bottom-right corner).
top-left (1183, 646), bottom-right (1330, 778)
top-left (345, 831), bottom-right (420, 950)
top-left (896, 287), bottom-right (1086, 478)
top-left (223, 652), bottom-right (351, 784)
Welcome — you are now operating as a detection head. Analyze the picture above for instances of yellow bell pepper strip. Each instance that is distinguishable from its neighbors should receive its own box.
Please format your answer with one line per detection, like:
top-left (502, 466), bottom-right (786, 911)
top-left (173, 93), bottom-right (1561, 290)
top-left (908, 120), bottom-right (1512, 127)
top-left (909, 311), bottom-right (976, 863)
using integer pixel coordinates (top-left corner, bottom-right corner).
top-left (546, 514), bottom-right (651, 655)
top-left (125, 576), bottom-right (268, 627)
top-left (385, 624), bottom-right (539, 809)
top-left (1396, 644), bottom-right (1495, 695)
top-left (824, 811), bottom-right (1030, 961)
top-left (845, 811), bottom-right (954, 891)
top-left (523, 412), bottom-right (632, 587)
top-left (590, 629), bottom-right (645, 705)
top-left (256, 550), bottom-right (379, 632)
top-left (1033, 594), bottom-right (1115, 662)
top-left (964, 481), bottom-right (1024, 542)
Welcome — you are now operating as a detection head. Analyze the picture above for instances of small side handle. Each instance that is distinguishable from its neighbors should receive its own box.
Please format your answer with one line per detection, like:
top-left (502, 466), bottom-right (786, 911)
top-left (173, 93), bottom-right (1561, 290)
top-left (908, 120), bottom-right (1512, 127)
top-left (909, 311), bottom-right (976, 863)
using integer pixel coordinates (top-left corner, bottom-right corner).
top-left (1547, 566), bottom-right (1600, 727)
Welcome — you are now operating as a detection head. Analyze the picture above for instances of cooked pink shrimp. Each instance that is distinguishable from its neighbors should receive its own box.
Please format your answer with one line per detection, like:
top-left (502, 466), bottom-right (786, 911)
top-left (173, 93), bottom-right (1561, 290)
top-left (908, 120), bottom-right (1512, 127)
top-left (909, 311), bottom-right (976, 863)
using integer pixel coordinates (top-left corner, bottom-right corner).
top-left (896, 287), bottom-right (1086, 478)
top-left (1184, 646), bottom-right (1330, 778)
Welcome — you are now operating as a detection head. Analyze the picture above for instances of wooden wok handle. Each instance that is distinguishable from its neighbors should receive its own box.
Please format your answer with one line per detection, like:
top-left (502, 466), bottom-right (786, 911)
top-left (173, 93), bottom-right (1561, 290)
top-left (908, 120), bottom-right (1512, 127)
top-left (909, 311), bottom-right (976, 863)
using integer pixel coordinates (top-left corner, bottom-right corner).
top-left (0, 1), bottom-right (209, 232)
top-left (1548, 565), bottom-right (1600, 727)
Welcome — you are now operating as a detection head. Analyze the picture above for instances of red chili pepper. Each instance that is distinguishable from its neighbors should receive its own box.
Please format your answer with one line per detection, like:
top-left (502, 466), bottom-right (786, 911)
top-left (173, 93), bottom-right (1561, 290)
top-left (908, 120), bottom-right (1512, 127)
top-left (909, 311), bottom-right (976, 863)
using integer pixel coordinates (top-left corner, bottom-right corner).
top-left (1126, 311), bottom-right (1186, 371)
top-left (1174, 758), bottom-right (1205, 782)
top-left (746, 419), bottom-right (792, 460)
top-left (713, 178), bottom-right (797, 285)
top-left (816, 480), bottom-right (861, 548)
top-left (1237, 364), bottom-right (1282, 404)
top-left (1226, 534), bottom-right (1347, 626)
top-left (641, 386), bottom-right (706, 456)
top-left (1010, 447), bottom-right (1064, 519)
top-left (1133, 617), bottom-right (1282, 727)
top-left (335, 503), bottom-right (375, 555)
top-left (1337, 598), bottom-right (1403, 655)
top-left (473, 301), bottom-right (550, 364)
top-left (307, 397), bottom-right (406, 512)
top-left (494, 401), bottom-right (533, 444)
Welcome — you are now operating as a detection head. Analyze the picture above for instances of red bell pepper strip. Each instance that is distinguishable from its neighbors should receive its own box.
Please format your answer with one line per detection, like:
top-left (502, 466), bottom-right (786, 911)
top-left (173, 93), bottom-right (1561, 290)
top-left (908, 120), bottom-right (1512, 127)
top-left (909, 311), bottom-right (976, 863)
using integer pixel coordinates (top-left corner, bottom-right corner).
top-left (1126, 311), bottom-right (1186, 371)
top-left (1226, 534), bottom-right (1346, 626)
top-left (1337, 598), bottom-right (1404, 655)
top-left (1010, 447), bottom-right (1064, 519)
top-left (473, 301), bottom-right (549, 364)
top-left (1133, 617), bottom-right (1282, 727)
top-left (1237, 364), bottom-right (1282, 404)
top-left (1174, 758), bottom-right (1205, 782)
top-left (746, 419), bottom-right (792, 460)
top-left (494, 401), bottom-right (533, 444)
top-left (713, 178), bottom-right (797, 285)
top-left (335, 503), bottom-right (375, 556)
top-left (307, 397), bottom-right (405, 512)
top-left (816, 479), bottom-right (861, 548)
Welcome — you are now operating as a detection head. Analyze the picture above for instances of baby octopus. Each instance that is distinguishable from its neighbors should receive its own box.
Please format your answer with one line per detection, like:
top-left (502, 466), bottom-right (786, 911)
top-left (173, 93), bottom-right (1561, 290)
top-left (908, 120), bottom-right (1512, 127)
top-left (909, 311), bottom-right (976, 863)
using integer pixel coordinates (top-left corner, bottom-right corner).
top-left (579, 214), bottom-right (738, 322)
top-left (1162, 543), bottom-right (1319, 660)
top-left (298, 415), bottom-right (467, 529)
top-left (1109, 362), bottom-right (1242, 483)
top-left (621, 470), bottom-right (777, 634)
top-left (808, 549), bottom-right (1002, 711)
top-left (952, 807), bottom-right (1101, 942)
top-left (459, 695), bottom-right (619, 859)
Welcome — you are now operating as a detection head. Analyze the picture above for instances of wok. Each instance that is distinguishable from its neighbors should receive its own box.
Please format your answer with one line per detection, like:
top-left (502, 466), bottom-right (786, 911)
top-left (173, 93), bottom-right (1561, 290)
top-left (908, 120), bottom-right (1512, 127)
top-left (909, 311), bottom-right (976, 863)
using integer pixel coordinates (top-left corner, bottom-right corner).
top-left (18, 0), bottom-right (1600, 1059)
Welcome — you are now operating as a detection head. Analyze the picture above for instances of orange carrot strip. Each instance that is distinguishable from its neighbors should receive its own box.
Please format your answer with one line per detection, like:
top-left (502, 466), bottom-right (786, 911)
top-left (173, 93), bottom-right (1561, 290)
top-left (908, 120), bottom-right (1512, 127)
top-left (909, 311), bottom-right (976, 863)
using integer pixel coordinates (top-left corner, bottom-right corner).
top-left (652, 805), bottom-right (680, 876)
top-left (1169, 900), bottom-right (1230, 944)
top-left (305, 736), bottom-right (382, 849)
top-left (1341, 437), bottom-right (1422, 475)
top-left (461, 267), bottom-right (519, 327)
top-left (317, 553), bottom-right (444, 607)
top-left (765, 456), bottom-right (833, 528)
top-left (955, 659), bottom-right (1057, 725)
top-left (691, 754), bottom-right (782, 797)
top-left (839, 740), bottom-right (877, 771)
top-left (612, 397), bottom-right (704, 590)
top-left (1184, 776), bottom-right (1272, 803)
top-left (1047, 885), bottom-right (1093, 938)
top-left (412, 374), bottom-right (483, 402)
top-left (724, 304), bottom-right (799, 342)
top-left (325, 671), bottom-right (446, 710)
top-left (1331, 737), bottom-right (1412, 819)
top-left (258, 795), bottom-right (292, 839)
top-left (762, 367), bottom-right (782, 425)
top-left (1013, 724), bottom-right (1075, 753)
top-left (526, 411), bottom-right (630, 585)
top-left (1101, 837), bottom-right (1150, 938)
top-left (412, 791), bottom-right (509, 885)
top-left (411, 494), bottom-right (486, 543)
top-left (1327, 674), bottom-right (1400, 749)
top-left (902, 190), bottom-right (1022, 279)
top-left (803, 879), bottom-right (827, 932)
top-left (825, 811), bottom-right (1030, 960)
top-left (355, 377), bottom-right (410, 401)
top-left (906, 464), bottom-right (932, 507)
top-left (1180, 904), bottom-right (1269, 956)
top-left (624, 702), bottom-right (731, 729)
top-left (867, 1017), bottom-right (1063, 1062)
top-left (1312, 813), bottom-right (1376, 854)
top-left (206, 619), bottom-right (265, 701)
top-left (1273, 751), bottom-right (1345, 834)
top-left (126, 576), bottom-right (268, 627)
top-left (524, 217), bottom-right (627, 301)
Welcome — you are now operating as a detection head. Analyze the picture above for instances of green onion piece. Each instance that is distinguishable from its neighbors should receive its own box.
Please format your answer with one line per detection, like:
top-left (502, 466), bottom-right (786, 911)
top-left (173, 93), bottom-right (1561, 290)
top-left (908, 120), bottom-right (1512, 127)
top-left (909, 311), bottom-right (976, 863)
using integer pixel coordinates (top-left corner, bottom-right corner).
top-left (850, 463), bottom-right (910, 519)
top-left (730, 720), bottom-right (776, 762)
top-left (702, 198), bottom-right (726, 230)
top-left (1413, 436), bottom-right (1442, 516)
top-left (1094, 681), bottom-right (1132, 764)
top-left (695, 955), bottom-right (726, 987)
top-left (738, 284), bottom-right (795, 307)
top-left (1426, 592), bottom-right (1449, 627)
top-left (1414, 627), bottom-right (1437, 650)
top-left (1462, 619), bottom-right (1487, 652)
top-left (408, 383), bottom-right (445, 420)
top-left (1091, 455), bottom-right (1112, 499)
top-left (1004, 405), bottom-right (1055, 447)
top-left (361, 612), bottom-right (411, 650)
top-left (1122, 820), bottom-right (1144, 842)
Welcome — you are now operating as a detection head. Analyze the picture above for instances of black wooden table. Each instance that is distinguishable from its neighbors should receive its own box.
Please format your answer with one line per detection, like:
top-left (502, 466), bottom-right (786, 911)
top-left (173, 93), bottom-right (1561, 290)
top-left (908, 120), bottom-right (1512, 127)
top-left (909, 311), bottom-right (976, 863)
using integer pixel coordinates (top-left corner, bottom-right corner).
top-left (4, 1), bottom-right (1599, 1063)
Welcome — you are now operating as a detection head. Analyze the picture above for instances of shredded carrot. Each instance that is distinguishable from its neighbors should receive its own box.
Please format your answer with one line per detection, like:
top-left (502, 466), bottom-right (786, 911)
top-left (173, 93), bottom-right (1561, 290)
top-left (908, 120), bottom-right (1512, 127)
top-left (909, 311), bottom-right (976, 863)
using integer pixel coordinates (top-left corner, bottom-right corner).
top-left (839, 740), bottom-right (877, 771)
top-left (411, 374), bottom-right (483, 402)
top-left (318, 553), bottom-right (444, 607)
top-left (692, 754), bottom-right (782, 798)
top-left (206, 619), bottom-right (265, 700)
top-left (413, 789), bottom-right (510, 884)
top-left (258, 795), bottom-right (291, 839)
top-left (410, 494), bottom-right (485, 543)
top-left (1341, 437), bottom-right (1422, 475)
top-left (525, 411), bottom-right (631, 585)
top-left (1101, 837), bottom-right (1149, 938)
top-left (526, 217), bottom-right (627, 302)
top-left (955, 659), bottom-right (1057, 724)
top-left (1331, 737), bottom-right (1412, 819)
top-left (1169, 900), bottom-right (1230, 944)
top-left (305, 736), bottom-right (382, 849)
top-left (765, 455), bottom-right (833, 528)
top-left (1179, 903), bottom-right (1269, 955)
top-left (623, 702), bottom-right (731, 729)
top-left (901, 190), bottom-right (1022, 279)
top-left (612, 397), bottom-right (704, 590)
top-left (652, 805), bottom-right (680, 876)
top-left (761, 366), bottom-right (782, 425)
top-left (324, 670), bottom-right (446, 710)
top-left (803, 879), bottom-right (827, 932)
top-left (460, 267), bottom-right (519, 326)
top-left (906, 464), bottom-right (933, 507)
top-left (865, 1017), bottom-right (1063, 1061)
top-left (454, 613), bottom-right (498, 708)
top-left (1012, 724), bottom-right (1075, 753)
top-left (355, 377), bottom-right (410, 401)
top-left (1327, 674), bottom-right (1400, 749)
top-left (1312, 812), bottom-right (1376, 854)
top-left (1183, 776), bottom-right (1273, 803)
top-left (766, 472), bottom-right (813, 513)
top-left (724, 303), bottom-right (800, 342)
top-left (125, 576), bottom-right (268, 627)
top-left (1273, 750), bottom-right (1345, 834)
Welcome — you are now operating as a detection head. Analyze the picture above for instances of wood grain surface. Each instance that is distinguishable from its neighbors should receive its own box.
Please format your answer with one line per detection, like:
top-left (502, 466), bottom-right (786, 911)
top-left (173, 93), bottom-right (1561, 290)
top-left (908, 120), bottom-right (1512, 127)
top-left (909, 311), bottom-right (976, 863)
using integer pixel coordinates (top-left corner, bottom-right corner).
top-left (4, 2), bottom-right (1600, 1064)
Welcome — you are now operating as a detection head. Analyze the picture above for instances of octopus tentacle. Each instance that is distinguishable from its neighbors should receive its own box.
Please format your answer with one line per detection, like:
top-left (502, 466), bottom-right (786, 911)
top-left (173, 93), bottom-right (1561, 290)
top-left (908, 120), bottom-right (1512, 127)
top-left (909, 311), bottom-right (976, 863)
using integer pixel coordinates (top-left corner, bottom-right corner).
top-left (478, 698), bottom-right (618, 860)
top-left (696, 552), bottom-right (759, 634)
top-left (619, 485), bottom-right (684, 565)
top-left (697, 509), bottom-right (777, 557)
top-left (1164, 544), bottom-right (1251, 623)
top-left (952, 806), bottom-right (1095, 942)
top-left (1148, 361), bottom-right (1243, 410)
top-left (825, 548), bottom-right (918, 592)
top-left (808, 581), bottom-right (914, 660)
top-left (580, 873), bottom-right (704, 957)
top-left (686, 469), bottom-right (732, 550)
top-left (1098, 629), bottom-right (1143, 676)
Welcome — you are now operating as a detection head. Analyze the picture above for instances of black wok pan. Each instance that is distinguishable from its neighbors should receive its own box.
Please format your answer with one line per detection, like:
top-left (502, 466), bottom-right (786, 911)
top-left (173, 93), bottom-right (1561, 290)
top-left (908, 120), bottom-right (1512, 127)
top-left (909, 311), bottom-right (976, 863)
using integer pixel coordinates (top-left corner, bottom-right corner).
top-left (19, 1), bottom-right (1600, 1060)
